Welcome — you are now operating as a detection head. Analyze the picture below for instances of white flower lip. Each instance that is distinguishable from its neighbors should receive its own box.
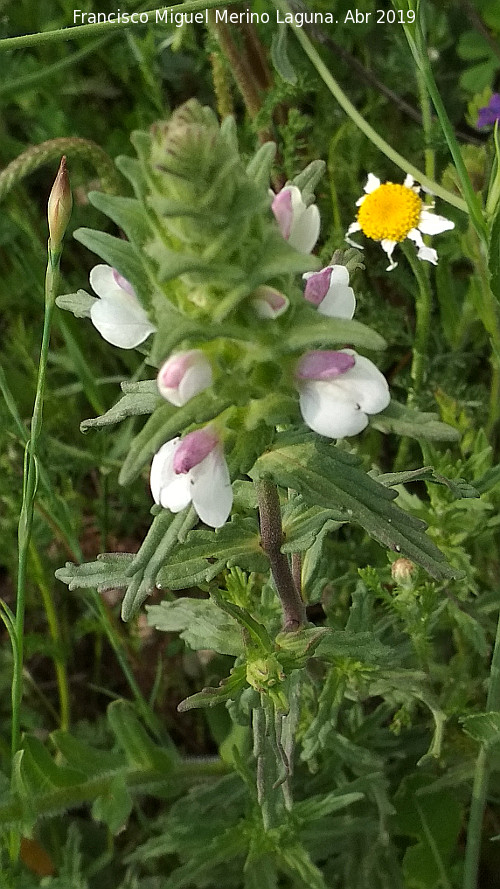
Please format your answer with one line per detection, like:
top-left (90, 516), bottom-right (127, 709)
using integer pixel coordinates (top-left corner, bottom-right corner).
top-left (297, 349), bottom-right (390, 439)
top-left (272, 185), bottom-right (320, 254)
top-left (89, 264), bottom-right (156, 349)
top-left (150, 430), bottom-right (232, 529)
top-left (157, 350), bottom-right (213, 406)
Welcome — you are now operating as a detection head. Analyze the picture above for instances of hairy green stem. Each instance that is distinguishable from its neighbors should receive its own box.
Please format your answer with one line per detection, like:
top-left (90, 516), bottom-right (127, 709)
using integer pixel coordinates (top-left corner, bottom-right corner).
top-left (463, 612), bottom-right (500, 889)
top-left (0, 138), bottom-right (120, 199)
top-left (207, 11), bottom-right (262, 119)
top-left (274, 0), bottom-right (467, 213)
top-left (0, 0), bottom-right (236, 51)
top-left (256, 479), bottom-right (306, 631)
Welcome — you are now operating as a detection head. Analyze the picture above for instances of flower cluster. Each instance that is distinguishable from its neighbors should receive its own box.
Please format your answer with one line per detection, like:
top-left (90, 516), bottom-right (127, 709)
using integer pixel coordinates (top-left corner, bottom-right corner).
top-left (82, 180), bottom-right (392, 530)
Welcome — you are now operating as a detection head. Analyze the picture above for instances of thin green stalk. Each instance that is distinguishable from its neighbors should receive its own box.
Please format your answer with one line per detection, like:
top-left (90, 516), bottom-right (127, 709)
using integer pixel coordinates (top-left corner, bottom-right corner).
top-left (394, 244), bottom-right (432, 471)
top-left (402, 242), bottom-right (433, 396)
top-left (400, 4), bottom-right (487, 241)
top-left (0, 35), bottom-right (111, 97)
top-left (466, 230), bottom-right (500, 437)
top-left (29, 543), bottom-right (71, 732)
top-left (415, 57), bottom-right (435, 183)
top-left (13, 246), bottom-right (61, 761)
top-left (463, 611), bottom-right (500, 889)
top-left (273, 0), bottom-right (467, 214)
top-left (0, 0), bottom-right (236, 52)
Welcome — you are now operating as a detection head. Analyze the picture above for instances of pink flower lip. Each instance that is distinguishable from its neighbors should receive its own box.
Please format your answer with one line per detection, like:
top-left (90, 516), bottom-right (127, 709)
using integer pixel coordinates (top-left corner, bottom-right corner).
top-left (304, 268), bottom-right (332, 305)
top-left (173, 428), bottom-right (219, 474)
top-left (296, 350), bottom-right (356, 381)
top-left (271, 189), bottom-right (293, 240)
top-left (158, 353), bottom-right (191, 389)
top-left (112, 268), bottom-right (135, 296)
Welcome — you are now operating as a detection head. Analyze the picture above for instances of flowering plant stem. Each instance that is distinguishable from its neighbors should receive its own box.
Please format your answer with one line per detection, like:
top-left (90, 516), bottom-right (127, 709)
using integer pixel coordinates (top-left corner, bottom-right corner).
top-left (12, 242), bottom-right (62, 812)
top-left (402, 242), bottom-right (433, 397)
top-left (0, 0), bottom-right (235, 51)
top-left (399, 3), bottom-right (487, 243)
top-left (463, 613), bottom-right (500, 889)
top-left (273, 0), bottom-right (467, 214)
top-left (256, 479), bottom-right (307, 631)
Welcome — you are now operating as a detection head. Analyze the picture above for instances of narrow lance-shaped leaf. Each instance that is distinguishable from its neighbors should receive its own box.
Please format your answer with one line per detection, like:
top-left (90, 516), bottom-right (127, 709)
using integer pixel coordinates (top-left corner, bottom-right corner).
top-left (250, 435), bottom-right (461, 581)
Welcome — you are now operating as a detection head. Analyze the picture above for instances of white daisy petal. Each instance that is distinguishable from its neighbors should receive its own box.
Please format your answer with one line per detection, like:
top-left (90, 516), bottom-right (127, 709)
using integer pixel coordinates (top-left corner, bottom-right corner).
top-left (364, 174), bottom-right (381, 193)
top-left (403, 173), bottom-right (415, 189)
top-left (416, 244), bottom-right (439, 265)
top-left (418, 209), bottom-right (455, 235)
top-left (380, 239), bottom-right (398, 271)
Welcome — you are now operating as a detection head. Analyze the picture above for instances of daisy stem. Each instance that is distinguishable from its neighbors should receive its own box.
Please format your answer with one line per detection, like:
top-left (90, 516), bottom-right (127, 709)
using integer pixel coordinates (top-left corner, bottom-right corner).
top-left (401, 242), bottom-right (433, 397)
top-left (273, 0), bottom-right (467, 214)
top-left (415, 57), bottom-right (435, 184)
top-left (400, 4), bottom-right (487, 244)
top-left (256, 479), bottom-right (307, 632)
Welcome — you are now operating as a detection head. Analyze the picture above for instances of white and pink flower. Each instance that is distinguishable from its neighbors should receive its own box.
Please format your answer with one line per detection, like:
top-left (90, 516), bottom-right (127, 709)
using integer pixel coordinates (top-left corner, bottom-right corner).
top-left (303, 265), bottom-right (356, 319)
top-left (271, 185), bottom-right (320, 254)
top-left (296, 349), bottom-right (390, 438)
top-left (157, 350), bottom-right (213, 406)
top-left (150, 427), bottom-right (232, 528)
top-left (251, 286), bottom-right (289, 319)
top-left (89, 264), bottom-right (155, 348)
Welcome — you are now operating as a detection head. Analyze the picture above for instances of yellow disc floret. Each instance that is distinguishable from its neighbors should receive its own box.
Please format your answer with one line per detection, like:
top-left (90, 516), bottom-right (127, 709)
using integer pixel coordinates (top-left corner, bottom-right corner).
top-left (357, 183), bottom-right (422, 243)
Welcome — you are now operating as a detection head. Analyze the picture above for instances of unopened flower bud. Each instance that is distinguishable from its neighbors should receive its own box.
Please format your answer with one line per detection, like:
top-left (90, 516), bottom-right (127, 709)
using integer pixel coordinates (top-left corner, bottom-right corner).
top-left (391, 558), bottom-right (415, 586)
top-left (47, 156), bottom-right (72, 252)
top-left (251, 286), bottom-right (289, 319)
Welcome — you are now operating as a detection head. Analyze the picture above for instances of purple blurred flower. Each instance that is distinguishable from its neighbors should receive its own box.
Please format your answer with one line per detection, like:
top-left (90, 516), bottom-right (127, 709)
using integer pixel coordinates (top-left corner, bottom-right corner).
top-left (477, 94), bottom-right (500, 129)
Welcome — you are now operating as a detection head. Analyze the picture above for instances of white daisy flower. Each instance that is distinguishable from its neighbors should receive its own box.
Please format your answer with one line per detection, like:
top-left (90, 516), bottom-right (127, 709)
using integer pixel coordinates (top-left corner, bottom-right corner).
top-left (347, 174), bottom-right (454, 271)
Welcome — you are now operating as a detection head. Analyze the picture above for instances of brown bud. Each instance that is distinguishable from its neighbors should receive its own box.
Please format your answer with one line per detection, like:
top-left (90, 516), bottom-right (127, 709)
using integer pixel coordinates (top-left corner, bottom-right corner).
top-left (391, 558), bottom-right (415, 586)
top-left (47, 156), bottom-right (72, 251)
